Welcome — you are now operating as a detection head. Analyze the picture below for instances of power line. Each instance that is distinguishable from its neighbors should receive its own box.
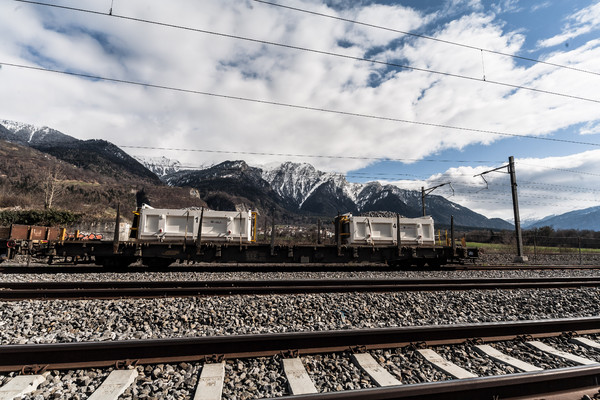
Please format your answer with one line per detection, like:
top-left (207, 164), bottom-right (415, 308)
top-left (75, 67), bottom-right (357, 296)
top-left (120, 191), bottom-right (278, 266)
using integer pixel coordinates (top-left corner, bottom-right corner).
top-left (10, 60), bottom-right (594, 147)
top-left (253, 0), bottom-right (600, 77)
top-left (516, 161), bottom-right (600, 177)
top-left (13, 0), bottom-right (600, 105)
top-left (165, 165), bottom-right (600, 193)
top-left (170, 166), bottom-right (430, 180)
top-left (132, 148), bottom-right (504, 164)
top-left (116, 141), bottom-right (600, 162)
top-left (153, 168), bottom-right (600, 204)
top-left (454, 198), bottom-right (594, 207)
top-left (518, 181), bottom-right (600, 194)
top-left (459, 191), bottom-right (600, 203)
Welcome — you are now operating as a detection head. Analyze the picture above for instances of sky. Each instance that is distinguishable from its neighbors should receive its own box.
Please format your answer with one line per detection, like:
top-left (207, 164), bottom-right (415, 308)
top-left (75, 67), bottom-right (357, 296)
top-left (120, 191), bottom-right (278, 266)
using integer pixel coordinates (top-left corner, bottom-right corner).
top-left (1, 0), bottom-right (599, 223)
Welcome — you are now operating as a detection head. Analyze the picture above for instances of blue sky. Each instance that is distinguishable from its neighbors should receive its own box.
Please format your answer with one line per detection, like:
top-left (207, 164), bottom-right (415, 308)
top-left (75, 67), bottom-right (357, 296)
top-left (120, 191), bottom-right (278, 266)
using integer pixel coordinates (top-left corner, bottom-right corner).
top-left (342, 0), bottom-right (600, 222)
top-left (349, 0), bottom-right (599, 174)
top-left (1, 0), bottom-right (599, 222)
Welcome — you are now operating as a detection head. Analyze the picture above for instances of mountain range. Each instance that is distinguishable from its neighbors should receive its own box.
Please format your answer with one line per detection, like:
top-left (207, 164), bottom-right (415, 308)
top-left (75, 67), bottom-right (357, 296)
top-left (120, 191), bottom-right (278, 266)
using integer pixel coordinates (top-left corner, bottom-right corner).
top-left (523, 206), bottom-right (600, 231)
top-left (1, 119), bottom-right (597, 231)
top-left (0, 120), bottom-right (203, 218)
top-left (0, 119), bottom-right (160, 184)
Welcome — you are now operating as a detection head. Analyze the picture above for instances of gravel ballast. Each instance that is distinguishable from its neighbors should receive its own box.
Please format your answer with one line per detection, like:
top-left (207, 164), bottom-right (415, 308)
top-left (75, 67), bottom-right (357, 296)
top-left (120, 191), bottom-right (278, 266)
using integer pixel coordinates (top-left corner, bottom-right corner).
top-left (2, 253), bottom-right (600, 399)
top-left (1, 287), bottom-right (600, 345)
top-left (303, 352), bottom-right (375, 392)
top-left (1, 268), bottom-right (600, 283)
top-left (491, 340), bottom-right (581, 370)
top-left (370, 348), bottom-right (451, 384)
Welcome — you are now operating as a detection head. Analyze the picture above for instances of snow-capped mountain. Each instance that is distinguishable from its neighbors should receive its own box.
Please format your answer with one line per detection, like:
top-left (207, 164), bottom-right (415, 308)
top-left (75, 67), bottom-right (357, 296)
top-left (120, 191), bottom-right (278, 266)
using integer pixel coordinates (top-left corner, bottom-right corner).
top-left (135, 156), bottom-right (182, 177)
top-left (0, 119), bottom-right (514, 229)
top-left (0, 119), bottom-right (160, 184)
top-left (164, 160), bottom-right (287, 213)
top-left (261, 162), bottom-right (362, 208)
top-left (260, 162), bottom-right (511, 228)
top-left (524, 206), bottom-right (600, 230)
top-left (0, 119), bottom-right (78, 146)
top-left (261, 162), bottom-right (421, 213)
top-left (163, 160), bottom-right (512, 229)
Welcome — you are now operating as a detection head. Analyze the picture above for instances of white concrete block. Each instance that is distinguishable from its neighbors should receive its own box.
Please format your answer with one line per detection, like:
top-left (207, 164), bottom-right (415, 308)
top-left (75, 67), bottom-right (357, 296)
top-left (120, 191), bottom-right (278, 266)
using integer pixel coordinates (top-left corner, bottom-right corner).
top-left (352, 353), bottom-right (401, 386)
top-left (88, 369), bottom-right (138, 400)
top-left (0, 375), bottom-right (46, 400)
top-left (527, 341), bottom-right (597, 365)
top-left (193, 362), bottom-right (225, 400)
top-left (571, 337), bottom-right (600, 350)
top-left (474, 344), bottom-right (543, 372)
top-left (282, 358), bottom-right (318, 395)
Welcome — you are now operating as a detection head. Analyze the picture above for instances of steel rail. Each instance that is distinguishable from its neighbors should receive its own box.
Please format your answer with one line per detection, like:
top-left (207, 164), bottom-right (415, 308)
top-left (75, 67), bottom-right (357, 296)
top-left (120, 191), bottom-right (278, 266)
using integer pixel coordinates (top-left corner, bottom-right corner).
top-left (2, 264), bottom-right (600, 273)
top-left (456, 264), bottom-right (600, 270)
top-left (287, 365), bottom-right (600, 399)
top-left (1, 277), bottom-right (600, 300)
top-left (1, 317), bottom-right (599, 372)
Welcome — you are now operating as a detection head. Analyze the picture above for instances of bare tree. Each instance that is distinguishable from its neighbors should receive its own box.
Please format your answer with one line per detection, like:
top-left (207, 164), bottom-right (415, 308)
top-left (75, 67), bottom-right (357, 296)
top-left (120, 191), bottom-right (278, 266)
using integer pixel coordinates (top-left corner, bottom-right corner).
top-left (43, 165), bottom-right (64, 209)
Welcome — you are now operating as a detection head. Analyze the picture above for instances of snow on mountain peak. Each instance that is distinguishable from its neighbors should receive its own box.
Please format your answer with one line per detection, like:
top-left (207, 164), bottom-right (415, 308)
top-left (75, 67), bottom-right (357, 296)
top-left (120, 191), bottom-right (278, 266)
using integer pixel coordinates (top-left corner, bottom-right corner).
top-left (262, 162), bottom-right (331, 206)
top-left (0, 119), bottom-right (43, 142)
top-left (0, 119), bottom-right (78, 145)
top-left (262, 161), bottom-right (375, 207)
top-left (135, 155), bottom-right (182, 177)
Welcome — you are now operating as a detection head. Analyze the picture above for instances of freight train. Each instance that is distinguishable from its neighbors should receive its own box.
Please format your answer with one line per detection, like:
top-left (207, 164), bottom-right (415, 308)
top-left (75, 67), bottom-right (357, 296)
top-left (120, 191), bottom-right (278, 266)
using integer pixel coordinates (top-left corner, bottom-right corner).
top-left (0, 206), bottom-right (477, 268)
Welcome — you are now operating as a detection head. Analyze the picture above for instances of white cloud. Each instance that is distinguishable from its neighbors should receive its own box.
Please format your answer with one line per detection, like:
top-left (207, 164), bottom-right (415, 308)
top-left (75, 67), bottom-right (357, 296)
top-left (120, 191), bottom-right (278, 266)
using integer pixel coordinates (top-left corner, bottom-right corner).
top-left (491, 0), bottom-right (522, 14)
top-left (537, 2), bottom-right (600, 48)
top-left (0, 0), bottom-right (599, 221)
top-left (581, 122), bottom-right (600, 135)
top-left (385, 151), bottom-right (600, 221)
top-left (531, 2), bottom-right (551, 13)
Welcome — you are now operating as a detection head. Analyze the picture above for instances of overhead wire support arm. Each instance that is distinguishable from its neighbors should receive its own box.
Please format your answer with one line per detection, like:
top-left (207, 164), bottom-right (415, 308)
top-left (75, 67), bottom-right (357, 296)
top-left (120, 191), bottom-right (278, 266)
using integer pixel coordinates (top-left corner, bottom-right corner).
top-left (473, 163), bottom-right (510, 192)
top-left (474, 164), bottom-right (510, 177)
top-left (473, 157), bottom-right (527, 263)
top-left (421, 182), bottom-right (453, 216)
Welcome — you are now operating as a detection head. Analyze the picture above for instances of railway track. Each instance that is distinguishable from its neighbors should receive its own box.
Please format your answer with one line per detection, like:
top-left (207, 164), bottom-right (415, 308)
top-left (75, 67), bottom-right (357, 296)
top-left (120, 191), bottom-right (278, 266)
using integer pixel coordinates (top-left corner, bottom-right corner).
top-left (2, 263), bottom-right (600, 274)
top-left (1, 317), bottom-right (600, 399)
top-left (2, 277), bottom-right (600, 300)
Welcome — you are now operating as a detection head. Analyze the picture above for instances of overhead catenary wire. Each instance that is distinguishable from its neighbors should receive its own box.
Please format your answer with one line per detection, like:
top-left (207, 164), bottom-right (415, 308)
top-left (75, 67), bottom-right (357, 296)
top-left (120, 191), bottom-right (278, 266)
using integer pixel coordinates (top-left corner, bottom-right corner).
top-left (5, 0), bottom-right (600, 156)
top-left (5, 2), bottom-right (600, 152)
top-left (164, 166), bottom-right (600, 195)
top-left (253, 0), bottom-right (600, 77)
top-left (12, 0), bottom-right (600, 105)
top-left (4, 129), bottom-right (598, 185)
top-left (129, 146), bottom-right (506, 164)
top-left (154, 158), bottom-right (600, 189)
top-left (4, 2), bottom-right (600, 218)
top-left (517, 181), bottom-right (600, 194)
top-left (125, 144), bottom-right (600, 180)
top-left (153, 164), bottom-right (600, 195)
top-left (516, 162), bottom-right (600, 177)
top-left (4, 131), bottom-right (598, 193)
top-left (3, 150), bottom-right (597, 210)
top-left (8, 159), bottom-right (599, 195)
top-left (13, 60), bottom-right (600, 146)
